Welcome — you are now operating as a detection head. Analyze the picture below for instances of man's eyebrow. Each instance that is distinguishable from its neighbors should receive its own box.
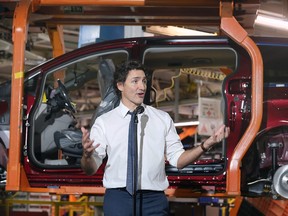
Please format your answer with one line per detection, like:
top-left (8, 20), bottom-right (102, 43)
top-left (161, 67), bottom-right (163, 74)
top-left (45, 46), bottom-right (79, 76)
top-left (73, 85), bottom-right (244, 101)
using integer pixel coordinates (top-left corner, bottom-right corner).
top-left (131, 76), bottom-right (146, 79)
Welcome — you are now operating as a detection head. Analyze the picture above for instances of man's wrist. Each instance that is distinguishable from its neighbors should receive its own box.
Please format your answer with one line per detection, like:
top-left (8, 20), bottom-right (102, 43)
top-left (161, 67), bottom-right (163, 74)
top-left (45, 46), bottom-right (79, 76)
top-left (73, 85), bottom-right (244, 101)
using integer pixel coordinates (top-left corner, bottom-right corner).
top-left (83, 149), bottom-right (93, 159)
top-left (200, 141), bottom-right (209, 152)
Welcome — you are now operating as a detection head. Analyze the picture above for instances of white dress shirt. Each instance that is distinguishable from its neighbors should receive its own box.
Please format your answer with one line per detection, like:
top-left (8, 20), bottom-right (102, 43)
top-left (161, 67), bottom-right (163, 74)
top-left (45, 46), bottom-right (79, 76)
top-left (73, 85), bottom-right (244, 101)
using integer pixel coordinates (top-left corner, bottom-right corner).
top-left (90, 101), bottom-right (185, 191)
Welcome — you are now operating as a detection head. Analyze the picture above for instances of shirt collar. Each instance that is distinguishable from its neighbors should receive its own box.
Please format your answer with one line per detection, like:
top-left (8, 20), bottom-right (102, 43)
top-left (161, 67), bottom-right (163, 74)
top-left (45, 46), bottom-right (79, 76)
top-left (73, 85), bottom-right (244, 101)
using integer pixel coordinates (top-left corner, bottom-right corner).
top-left (119, 102), bottom-right (130, 118)
top-left (118, 101), bottom-right (146, 118)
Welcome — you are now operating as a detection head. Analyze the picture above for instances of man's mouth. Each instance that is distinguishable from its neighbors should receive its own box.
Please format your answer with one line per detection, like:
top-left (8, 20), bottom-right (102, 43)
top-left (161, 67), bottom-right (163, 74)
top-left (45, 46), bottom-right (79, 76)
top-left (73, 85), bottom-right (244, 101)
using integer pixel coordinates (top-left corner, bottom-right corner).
top-left (137, 92), bottom-right (145, 97)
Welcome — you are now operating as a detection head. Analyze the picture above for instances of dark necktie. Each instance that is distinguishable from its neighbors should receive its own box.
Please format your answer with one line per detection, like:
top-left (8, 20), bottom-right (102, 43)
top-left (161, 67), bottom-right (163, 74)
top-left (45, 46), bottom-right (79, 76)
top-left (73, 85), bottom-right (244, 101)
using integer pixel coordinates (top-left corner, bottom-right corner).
top-left (126, 111), bottom-right (137, 195)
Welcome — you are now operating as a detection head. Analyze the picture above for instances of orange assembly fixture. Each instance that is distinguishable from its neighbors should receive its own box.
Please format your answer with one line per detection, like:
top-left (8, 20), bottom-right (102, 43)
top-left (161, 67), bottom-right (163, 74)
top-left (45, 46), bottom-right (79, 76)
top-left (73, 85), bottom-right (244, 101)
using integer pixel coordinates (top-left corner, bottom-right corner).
top-left (6, 0), bottom-right (32, 192)
top-left (6, 0), bottom-right (263, 200)
top-left (220, 2), bottom-right (263, 196)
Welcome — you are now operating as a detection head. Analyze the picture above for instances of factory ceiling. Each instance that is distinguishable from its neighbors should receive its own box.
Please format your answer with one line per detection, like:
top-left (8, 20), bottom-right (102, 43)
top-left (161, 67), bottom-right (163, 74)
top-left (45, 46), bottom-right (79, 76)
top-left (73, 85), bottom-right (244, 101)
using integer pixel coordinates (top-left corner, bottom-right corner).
top-left (0, 0), bottom-right (287, 82)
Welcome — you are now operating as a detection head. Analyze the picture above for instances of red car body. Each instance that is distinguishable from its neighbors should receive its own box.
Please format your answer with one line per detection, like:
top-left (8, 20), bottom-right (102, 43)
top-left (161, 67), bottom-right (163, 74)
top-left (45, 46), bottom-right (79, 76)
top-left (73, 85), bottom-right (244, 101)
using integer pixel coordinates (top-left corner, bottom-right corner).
top-left (1, 36), bottom-right (288, 198)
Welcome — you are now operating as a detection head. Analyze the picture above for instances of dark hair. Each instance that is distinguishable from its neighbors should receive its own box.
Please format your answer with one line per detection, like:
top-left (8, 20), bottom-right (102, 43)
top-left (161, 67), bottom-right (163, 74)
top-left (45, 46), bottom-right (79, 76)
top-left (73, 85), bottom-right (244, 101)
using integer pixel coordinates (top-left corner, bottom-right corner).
top-left (113, 60), bottom-right (150, 98)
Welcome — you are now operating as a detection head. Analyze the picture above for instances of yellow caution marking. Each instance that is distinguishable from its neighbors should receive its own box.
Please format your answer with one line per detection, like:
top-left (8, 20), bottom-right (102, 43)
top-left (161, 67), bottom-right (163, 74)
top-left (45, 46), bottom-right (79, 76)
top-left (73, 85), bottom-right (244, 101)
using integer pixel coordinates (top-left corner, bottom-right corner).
top-left (14, 71), bottom-right (24, 79)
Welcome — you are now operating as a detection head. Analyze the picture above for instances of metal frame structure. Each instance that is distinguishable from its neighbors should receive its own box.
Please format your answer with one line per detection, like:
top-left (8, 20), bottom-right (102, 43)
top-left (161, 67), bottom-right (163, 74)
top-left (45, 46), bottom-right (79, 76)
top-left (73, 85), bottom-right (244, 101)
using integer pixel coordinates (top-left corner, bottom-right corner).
top-left (6, 1), bottom-right (263, 206)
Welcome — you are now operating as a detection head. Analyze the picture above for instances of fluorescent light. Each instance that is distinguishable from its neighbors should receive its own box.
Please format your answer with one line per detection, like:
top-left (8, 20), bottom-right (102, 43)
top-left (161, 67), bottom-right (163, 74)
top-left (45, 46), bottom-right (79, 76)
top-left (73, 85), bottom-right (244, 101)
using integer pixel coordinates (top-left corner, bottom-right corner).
top-left (257, 9), bottom-right (284, 19)
top-left (254, 14), bottom-right (288, 31)
top-left (146, 26), bottom-right (217, 36)
top-left (174, 121), bottom-right (199, 127)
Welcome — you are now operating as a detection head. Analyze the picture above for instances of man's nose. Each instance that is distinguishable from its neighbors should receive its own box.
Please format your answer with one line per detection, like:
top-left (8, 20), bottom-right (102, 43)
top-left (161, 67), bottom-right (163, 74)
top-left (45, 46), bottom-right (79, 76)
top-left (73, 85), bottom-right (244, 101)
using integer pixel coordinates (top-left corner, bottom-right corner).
top-left (138, 81), bottom-right (146, 90)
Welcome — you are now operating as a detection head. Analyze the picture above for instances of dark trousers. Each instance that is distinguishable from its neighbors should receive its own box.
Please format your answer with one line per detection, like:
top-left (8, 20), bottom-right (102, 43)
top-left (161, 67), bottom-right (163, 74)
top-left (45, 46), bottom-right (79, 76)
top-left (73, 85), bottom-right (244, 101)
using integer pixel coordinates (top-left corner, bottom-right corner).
top-left (103, 188), bottom-right (169, 216)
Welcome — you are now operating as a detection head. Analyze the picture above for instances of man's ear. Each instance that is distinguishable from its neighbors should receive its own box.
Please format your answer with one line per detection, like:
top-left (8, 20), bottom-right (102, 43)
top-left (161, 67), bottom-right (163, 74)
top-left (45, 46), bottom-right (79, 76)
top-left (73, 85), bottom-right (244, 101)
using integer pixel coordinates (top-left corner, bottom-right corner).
top-left (117, 82), bottom-right (123, 92)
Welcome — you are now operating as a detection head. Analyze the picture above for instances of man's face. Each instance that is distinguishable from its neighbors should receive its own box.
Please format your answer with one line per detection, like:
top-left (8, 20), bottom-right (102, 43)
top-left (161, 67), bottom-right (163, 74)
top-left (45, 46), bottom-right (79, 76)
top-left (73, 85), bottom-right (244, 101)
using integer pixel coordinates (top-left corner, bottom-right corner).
top-left (117, 69), bottom-right (147, 110)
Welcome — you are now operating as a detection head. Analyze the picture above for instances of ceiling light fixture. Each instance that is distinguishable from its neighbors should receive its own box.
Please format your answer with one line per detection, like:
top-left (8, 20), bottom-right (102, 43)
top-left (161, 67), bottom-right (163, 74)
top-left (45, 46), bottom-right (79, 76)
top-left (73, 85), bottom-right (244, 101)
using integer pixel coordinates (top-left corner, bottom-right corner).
top-left (146, 26), bottom-right (217, 36)
top-left (254, 14), bottom-right (288, 31)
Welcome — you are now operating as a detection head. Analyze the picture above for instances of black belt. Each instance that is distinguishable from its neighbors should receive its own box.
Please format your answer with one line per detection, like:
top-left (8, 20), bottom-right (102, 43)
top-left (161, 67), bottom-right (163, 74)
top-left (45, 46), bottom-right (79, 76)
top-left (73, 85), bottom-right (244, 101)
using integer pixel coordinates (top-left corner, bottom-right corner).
top-left (109, 187), bottom-right (163, 194)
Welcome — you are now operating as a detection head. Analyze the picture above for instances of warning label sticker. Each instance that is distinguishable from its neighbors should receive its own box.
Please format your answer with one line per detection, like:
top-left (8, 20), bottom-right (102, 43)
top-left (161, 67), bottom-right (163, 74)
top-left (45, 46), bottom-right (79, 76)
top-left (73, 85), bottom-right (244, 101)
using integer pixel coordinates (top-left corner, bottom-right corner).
top-left (198, 97), bottom-right (223, 136)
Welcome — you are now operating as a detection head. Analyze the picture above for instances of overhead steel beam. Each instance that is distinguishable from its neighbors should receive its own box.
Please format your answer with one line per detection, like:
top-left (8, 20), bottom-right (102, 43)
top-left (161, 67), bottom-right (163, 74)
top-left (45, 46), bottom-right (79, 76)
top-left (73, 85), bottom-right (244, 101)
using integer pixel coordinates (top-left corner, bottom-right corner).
top-left (37, 0), bottom-right (144, 6)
